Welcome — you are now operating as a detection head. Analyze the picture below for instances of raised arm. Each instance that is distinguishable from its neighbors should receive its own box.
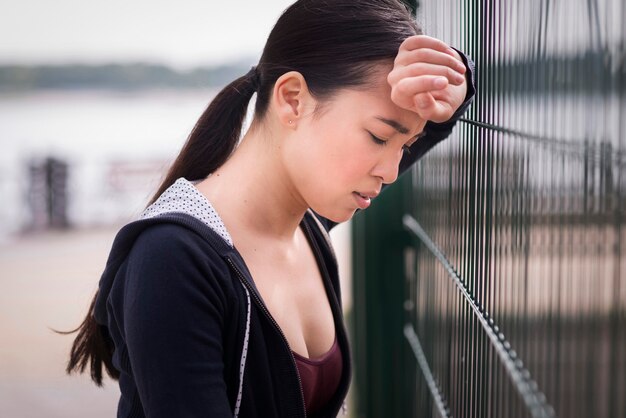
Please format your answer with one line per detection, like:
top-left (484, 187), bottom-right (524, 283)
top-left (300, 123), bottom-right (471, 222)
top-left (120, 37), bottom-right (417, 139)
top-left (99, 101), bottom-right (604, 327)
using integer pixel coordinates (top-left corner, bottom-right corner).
top-left (392, 35), bottom-right (476, 177)
top-left (314, 36), bottom-right (475, 232)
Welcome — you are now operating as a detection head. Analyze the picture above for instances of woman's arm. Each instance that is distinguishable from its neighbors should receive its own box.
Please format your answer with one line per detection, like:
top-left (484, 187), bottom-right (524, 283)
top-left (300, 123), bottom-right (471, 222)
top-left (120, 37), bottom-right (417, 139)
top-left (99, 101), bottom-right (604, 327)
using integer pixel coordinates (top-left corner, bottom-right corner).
top-left (315, 42), bottom-right (475, 232)
top-left (397, 46), bottom-right (475, 176)
top-left (123, 224), bottom-right (234, 417)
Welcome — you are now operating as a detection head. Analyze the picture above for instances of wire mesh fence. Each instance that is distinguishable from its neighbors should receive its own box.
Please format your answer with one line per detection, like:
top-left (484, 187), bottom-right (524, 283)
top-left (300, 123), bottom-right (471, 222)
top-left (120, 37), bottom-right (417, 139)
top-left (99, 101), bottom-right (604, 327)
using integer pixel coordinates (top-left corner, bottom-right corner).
top-left (352, 1), bottom-right (625, 417)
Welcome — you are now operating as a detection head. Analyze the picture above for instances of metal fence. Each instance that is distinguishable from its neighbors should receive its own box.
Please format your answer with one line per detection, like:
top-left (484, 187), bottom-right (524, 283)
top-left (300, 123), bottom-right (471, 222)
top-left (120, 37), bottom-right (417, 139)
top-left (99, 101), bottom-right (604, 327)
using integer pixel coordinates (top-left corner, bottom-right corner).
top-left (351, 1), bottom-right (625, 417)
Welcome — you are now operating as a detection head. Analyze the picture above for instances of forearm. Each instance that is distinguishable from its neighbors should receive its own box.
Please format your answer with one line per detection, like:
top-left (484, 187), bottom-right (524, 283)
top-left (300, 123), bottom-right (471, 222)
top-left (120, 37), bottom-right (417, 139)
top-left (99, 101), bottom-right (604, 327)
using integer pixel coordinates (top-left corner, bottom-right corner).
top-left (397, 48), bottom-right (476, 176)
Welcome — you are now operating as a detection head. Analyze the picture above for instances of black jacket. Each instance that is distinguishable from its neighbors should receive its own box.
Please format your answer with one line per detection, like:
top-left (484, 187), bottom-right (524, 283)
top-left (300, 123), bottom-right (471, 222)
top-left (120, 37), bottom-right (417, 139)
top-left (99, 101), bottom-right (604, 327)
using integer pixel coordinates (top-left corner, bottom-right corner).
top-left (92, 53), bottom-right (475, 418)
top-left (94, 208), bottom-right (349, 418)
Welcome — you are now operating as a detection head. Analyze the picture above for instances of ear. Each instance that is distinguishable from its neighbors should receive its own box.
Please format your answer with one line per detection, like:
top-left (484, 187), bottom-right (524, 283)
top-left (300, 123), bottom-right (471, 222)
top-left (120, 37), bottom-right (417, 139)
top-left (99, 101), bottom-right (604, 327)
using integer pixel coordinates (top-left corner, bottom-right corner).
top-left (271, 71), bottom-right (314, 128)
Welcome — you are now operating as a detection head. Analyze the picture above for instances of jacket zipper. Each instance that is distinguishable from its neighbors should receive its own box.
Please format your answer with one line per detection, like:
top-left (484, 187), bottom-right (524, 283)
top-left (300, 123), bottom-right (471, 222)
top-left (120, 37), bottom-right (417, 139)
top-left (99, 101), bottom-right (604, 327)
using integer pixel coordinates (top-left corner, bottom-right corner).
top-left (300, 219), bottom-right (351, 416)
top-left (226, 257), bottom-right (307, 418)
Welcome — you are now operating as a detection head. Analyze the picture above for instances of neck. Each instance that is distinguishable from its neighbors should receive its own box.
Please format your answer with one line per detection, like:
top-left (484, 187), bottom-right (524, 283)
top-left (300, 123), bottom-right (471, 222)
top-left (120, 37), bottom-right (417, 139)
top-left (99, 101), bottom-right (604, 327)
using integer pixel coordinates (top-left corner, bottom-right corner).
top-left (196, 122), bottom-right (308, 242)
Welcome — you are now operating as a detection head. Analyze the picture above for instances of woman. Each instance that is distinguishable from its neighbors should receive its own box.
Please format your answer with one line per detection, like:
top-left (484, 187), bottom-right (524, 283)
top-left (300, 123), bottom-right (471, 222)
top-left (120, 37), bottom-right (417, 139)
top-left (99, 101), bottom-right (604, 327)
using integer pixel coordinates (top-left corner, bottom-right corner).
top-left (63, 0), bottom-right (475, 416)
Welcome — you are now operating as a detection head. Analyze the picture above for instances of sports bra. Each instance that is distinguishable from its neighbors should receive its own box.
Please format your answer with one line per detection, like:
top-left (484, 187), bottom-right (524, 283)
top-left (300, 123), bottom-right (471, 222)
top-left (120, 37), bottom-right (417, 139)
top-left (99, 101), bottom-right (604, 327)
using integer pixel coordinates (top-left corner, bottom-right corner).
top-left (292, 336), bottom-right (343, 415)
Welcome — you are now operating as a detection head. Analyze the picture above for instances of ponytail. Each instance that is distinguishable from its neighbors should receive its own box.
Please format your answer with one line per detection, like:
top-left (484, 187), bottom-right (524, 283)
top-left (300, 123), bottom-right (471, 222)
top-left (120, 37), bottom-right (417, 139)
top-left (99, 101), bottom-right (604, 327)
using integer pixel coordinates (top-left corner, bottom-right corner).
top-left (55, 290), bottom-right (119, 386)
top-left (58, 67), bottom-right (259, 386)
top-left (147, 66), bottom-right (260, 206)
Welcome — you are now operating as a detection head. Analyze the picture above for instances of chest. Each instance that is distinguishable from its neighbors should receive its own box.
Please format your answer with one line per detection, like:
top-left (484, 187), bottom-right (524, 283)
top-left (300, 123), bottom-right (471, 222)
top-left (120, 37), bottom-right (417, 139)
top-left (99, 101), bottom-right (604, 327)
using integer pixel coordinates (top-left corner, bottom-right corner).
top-left (235, 229), bottom-right (337, 359)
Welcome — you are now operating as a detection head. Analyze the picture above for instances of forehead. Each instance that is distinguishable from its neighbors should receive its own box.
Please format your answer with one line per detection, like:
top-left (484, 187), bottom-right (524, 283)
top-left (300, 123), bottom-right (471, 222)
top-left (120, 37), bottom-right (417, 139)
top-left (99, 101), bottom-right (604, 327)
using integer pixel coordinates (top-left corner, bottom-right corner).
top-left (326, 71), bottom-right (425, 137)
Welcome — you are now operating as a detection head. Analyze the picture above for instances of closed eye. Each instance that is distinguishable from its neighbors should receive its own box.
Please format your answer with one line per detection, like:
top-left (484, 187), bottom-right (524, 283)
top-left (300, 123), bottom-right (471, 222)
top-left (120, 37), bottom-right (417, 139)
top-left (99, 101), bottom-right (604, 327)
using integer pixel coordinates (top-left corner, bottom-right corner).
top-left (369, 131), bottom-right (412, 154)
top-left (368, 132), bottom-right (387, 146)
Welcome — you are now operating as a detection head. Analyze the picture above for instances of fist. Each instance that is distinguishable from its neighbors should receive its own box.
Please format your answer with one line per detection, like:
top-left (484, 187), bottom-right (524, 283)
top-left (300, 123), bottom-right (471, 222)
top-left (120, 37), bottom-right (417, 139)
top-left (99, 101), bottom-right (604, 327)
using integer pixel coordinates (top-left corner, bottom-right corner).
top-left (387, 35), bottom-right (468, 123)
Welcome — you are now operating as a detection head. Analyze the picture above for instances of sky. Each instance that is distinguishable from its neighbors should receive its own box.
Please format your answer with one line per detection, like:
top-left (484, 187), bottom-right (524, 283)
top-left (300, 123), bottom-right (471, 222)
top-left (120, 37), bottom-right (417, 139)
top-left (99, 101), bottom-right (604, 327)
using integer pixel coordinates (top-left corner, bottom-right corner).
top-left (0, 0), bottom-right (296, 69)
top-left (1, 1), bottom-right (616, 69)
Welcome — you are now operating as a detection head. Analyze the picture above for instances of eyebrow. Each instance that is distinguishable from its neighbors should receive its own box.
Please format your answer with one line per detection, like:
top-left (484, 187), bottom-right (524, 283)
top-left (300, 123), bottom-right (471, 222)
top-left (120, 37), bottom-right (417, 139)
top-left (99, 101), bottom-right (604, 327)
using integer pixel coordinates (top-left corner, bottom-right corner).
top-left (374, 116), bottom-right (410, 135)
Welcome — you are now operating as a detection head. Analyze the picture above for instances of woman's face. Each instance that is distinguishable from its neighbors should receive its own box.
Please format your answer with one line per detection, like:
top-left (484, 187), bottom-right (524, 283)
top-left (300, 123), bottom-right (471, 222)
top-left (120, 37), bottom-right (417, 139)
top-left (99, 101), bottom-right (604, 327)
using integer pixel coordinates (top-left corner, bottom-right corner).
top-left (284, 67), bottom-right (427, 223)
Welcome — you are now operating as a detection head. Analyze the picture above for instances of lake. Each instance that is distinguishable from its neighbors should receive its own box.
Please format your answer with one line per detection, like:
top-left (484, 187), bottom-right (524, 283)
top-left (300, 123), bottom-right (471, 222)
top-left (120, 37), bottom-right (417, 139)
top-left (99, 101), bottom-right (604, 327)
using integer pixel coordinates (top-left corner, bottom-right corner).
top-left (0, 88), bottom-right (226, 241)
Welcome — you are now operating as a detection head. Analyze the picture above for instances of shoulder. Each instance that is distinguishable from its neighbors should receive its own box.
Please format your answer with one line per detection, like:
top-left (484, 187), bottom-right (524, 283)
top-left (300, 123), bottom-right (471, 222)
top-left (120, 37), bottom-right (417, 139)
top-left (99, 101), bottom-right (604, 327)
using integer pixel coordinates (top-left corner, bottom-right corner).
top-left (127, 222), bottom-right (237, 300)
top-left (133, 221), bottom-right (210, 249)
top-left (131, 223), bottom-right (219, 263)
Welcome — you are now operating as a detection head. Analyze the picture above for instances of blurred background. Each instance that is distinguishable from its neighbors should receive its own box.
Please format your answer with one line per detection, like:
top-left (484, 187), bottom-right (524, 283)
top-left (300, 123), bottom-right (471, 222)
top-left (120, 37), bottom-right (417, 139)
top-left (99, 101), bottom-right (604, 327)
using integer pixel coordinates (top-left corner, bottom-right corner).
top-left (0, 1), bottom-right (353, 417)
top-left (4, 1), bottom-right (624, 418)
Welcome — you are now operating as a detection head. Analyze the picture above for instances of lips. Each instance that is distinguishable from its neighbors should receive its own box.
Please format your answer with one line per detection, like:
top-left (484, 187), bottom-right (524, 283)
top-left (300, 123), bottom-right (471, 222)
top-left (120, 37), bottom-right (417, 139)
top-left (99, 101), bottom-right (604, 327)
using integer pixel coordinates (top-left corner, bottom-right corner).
top-left (355, 191), bottom-right (379, 199)
top-left (353, 190), bottom-right (379, 209)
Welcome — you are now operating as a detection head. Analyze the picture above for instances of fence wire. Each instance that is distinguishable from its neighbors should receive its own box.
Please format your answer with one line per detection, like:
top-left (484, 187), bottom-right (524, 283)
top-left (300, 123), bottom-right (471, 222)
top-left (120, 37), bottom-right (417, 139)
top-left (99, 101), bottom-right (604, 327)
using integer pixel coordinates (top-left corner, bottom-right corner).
top-left (352, 1), bottom-right (625, 417)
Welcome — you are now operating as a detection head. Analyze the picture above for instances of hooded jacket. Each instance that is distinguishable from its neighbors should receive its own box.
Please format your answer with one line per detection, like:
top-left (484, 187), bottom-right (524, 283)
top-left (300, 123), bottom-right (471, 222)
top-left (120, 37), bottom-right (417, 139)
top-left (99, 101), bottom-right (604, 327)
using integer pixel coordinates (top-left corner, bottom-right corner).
top-left (92, 53), bottom-right (475, 418)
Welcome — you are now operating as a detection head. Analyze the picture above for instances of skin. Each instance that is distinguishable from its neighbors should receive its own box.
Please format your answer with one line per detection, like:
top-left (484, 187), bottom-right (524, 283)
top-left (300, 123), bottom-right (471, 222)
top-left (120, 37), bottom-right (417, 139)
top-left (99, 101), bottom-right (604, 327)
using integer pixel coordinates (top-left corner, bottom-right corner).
top-left (195, 35), bottom-right (468, 358)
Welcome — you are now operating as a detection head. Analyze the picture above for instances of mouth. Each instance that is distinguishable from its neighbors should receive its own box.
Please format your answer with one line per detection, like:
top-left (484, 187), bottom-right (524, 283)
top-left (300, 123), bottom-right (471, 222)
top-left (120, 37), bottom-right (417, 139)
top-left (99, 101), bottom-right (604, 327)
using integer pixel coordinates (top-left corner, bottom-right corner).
top-left (353, 191), bottom-right (378, 209)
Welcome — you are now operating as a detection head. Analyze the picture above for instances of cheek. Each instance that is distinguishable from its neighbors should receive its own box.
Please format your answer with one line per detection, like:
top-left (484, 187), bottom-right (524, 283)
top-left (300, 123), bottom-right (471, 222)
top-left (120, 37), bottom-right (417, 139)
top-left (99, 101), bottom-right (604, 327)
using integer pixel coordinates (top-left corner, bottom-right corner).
top-left (284, 124), bottom-right (376, 219)
top-left (283, 134), bottom-right (333, 196)
top-left (308, 133), bottom-right (369, 189)
top-left (337, 156), bottom-right (372, 181)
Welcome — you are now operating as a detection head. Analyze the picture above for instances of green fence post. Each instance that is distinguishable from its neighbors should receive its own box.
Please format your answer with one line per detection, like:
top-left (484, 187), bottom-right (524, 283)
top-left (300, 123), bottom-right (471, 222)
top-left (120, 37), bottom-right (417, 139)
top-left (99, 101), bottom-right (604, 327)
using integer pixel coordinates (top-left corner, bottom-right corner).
top-left (350, 4), bottom-right (418, 418)
top-left (352, 174), bottom-right (415, 418)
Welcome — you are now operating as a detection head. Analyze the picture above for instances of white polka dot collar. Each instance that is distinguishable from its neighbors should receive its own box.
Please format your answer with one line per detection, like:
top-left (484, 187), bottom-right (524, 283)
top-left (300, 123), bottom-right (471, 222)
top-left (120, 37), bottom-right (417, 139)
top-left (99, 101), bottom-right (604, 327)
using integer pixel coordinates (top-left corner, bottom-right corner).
top-left (139, 177), bottom-right (234, 247)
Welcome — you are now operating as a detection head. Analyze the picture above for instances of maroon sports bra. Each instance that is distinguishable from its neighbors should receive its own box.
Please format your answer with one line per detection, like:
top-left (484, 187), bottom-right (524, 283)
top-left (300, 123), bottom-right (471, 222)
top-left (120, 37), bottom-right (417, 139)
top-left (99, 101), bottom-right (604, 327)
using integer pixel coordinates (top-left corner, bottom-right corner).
top-left (292, 336), bottom-right (343, 415)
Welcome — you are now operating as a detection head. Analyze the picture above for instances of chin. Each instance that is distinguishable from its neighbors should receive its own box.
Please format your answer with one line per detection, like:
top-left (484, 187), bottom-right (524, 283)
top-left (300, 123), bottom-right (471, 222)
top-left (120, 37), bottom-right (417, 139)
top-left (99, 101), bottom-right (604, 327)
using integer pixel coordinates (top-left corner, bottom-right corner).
top-left (310, 206), bottom-right (357, 224)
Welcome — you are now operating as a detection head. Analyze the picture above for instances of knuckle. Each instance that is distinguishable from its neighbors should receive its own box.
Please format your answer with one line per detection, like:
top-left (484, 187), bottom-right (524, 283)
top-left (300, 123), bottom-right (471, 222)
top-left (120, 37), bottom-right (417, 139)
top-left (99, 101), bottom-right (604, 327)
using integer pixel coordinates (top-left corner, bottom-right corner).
top-left (396, 79), bottom-right (411, 95)
top-left (389, 88), bottom-right (400, 104)
top-left (390, 89), bottom-right (408, 108)
top-left (448, 55), bottom-right (460, 67)
top-left (395, 55), bottom-right (411, 67)
top-left (408, 62), bottom-right (427, 75)
top-left (399, 37), bottom-right (412, 50)
top-left (401, 34), bottom-right (421, 50)
top-left (414, 48), bottom-right (429, 61)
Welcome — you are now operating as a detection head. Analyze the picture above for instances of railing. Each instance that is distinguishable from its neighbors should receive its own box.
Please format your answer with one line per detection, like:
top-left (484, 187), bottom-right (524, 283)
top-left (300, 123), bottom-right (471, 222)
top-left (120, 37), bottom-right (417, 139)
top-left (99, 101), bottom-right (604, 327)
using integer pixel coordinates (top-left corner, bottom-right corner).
top-left (351, 1), bottom-right (625, 417)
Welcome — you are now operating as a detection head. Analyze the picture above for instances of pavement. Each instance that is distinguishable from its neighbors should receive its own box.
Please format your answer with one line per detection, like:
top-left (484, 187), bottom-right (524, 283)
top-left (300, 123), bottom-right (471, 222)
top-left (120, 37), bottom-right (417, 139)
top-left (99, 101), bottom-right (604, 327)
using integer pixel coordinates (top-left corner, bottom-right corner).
top-left (0, 225), bottom-right (123, 418)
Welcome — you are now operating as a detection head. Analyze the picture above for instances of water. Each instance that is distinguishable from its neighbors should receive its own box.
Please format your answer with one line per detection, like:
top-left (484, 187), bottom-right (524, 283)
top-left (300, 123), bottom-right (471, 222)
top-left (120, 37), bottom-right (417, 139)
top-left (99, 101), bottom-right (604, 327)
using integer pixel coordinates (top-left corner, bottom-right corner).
top-left (0, 88), bottom-right (221, 240)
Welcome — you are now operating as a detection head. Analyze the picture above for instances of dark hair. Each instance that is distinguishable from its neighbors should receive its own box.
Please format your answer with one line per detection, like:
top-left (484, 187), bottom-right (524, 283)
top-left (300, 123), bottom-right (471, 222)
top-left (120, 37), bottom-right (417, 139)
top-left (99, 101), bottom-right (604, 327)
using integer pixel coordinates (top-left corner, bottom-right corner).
top-left (149, 0), bottom-right (420, 205)
top-left (61, 0), bottom-right (421, 386)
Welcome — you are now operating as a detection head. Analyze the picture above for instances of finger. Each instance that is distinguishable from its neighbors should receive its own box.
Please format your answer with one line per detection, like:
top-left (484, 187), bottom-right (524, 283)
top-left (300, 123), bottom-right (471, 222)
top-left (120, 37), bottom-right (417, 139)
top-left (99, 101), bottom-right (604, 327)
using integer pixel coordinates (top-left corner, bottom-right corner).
top-left (400, 35), bottom-right (452, 54)
top-left (445, 46), bottom-right (463, 62)
top-left (395, 48), bottom-right (466, 73)
top-left (414, 93), bottom-right (454, 122)
top-left (388, 62), bottom-right (466, 86)
top-left (390, 75), bottom-right (449, 111)
top-left (414, 92), bottom-right (435, 110)
top-left (400, 35), bottom-right (462, 63)
top-left (395, 75), bottom-right (449, 99)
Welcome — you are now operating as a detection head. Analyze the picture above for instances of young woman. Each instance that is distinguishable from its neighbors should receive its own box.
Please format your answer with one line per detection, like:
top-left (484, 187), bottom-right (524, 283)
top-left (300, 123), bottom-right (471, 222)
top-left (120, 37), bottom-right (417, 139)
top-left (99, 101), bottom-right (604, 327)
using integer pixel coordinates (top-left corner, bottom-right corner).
top-left (62, 0), bottom-right (475, 416)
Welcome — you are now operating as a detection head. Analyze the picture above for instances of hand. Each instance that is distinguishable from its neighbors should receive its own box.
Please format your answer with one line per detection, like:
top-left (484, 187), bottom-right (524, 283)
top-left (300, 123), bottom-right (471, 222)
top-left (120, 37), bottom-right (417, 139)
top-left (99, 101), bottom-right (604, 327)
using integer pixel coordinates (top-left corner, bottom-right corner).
top-left (387, 35), bottom-right (468, 123)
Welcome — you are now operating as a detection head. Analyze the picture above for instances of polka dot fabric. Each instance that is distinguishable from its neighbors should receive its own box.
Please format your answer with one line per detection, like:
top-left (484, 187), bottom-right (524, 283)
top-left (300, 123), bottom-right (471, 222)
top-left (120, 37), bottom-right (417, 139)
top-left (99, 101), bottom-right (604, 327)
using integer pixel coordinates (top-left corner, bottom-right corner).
top-left (140, 177), bottom-right (234, 247)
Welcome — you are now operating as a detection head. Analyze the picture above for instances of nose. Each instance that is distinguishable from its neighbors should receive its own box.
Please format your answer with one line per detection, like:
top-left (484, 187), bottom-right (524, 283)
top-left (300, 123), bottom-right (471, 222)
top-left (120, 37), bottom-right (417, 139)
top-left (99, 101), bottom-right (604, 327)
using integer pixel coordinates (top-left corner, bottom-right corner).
top-left (371, 147), bottom-right (403, 184)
